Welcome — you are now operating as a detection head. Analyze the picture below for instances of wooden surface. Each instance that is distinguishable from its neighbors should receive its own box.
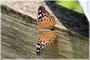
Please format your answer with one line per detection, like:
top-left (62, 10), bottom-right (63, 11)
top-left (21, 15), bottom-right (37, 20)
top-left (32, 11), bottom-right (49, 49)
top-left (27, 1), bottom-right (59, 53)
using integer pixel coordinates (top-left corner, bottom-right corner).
top-left (1, 0), bottom-right (68, 30)
top-left (1, 1), bottom-right (89, 59)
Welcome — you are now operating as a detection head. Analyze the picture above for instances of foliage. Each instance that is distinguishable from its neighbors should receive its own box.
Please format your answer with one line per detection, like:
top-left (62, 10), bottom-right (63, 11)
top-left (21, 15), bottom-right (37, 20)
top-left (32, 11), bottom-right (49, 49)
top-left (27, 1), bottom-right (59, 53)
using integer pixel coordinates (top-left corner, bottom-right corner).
top-left (55, 0), bottom-right (84, 14)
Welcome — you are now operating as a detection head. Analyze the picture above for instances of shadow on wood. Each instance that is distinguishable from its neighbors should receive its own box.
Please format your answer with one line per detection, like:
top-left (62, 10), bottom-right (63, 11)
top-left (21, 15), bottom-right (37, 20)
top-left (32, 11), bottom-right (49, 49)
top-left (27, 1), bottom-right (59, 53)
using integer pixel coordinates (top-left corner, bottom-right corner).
top-left (45, 1), bottom-right (89, 37)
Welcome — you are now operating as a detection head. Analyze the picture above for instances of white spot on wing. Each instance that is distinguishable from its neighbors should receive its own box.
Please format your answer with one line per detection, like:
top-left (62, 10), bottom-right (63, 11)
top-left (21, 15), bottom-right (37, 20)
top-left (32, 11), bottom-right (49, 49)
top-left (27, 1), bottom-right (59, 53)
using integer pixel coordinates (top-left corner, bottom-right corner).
top-left (39, 10), bottom-right (42, 12)
top-left (36, 45), bottom-right (40, 48)
top-left (41, 42), bottom-right (44, 44)
top-left (37, 50), bottom-right (39, 52)
top-left (38, 14), bottom-right (42, 19)
top-left (42, 17), bottom-right (44, 20)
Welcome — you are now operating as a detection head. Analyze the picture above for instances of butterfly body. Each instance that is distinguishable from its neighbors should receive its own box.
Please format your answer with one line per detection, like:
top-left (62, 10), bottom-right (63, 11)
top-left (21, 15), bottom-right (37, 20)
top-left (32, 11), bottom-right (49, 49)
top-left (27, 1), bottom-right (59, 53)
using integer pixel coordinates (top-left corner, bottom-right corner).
top-left (36, 6), bottom-right (57, 55)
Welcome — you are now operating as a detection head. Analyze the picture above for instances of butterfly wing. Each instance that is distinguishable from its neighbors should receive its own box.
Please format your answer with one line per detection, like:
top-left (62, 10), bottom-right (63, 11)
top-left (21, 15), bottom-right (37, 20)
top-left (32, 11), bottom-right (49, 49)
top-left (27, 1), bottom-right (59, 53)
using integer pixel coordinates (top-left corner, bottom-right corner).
top-left (36, 6), bottom-right (57, 55)
top-left (36, 31), bottom-right (57, 55)
top-left (37, 6), bottom-right (56, 29)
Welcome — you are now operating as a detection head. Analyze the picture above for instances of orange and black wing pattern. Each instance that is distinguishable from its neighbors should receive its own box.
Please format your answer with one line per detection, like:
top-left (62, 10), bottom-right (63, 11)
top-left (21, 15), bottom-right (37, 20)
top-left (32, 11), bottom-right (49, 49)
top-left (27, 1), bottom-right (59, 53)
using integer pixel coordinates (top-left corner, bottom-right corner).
top-left (36, 31), bottom-right (57, 55)
top-left (36, 6), bottom-right (57, 55)
top-left (37, 6), bottom-right (56, 29)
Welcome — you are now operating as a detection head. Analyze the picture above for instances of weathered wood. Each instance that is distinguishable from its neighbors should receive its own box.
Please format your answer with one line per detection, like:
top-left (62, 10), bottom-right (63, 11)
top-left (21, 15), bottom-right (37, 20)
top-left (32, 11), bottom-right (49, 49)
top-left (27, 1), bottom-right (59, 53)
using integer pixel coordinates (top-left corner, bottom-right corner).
top-left (1, 0), bottom-right (68, 30)
top-left (1, 1), bottom-right (89, 59)
top-left (1, 5), bottom-right (37, 59)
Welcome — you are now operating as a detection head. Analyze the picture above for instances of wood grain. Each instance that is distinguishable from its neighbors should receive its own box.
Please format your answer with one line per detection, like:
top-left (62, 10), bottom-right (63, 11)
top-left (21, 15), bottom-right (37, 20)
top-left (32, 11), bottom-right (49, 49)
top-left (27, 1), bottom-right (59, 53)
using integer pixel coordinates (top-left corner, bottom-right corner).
top-left (1, 1), bottom-right (89, 59)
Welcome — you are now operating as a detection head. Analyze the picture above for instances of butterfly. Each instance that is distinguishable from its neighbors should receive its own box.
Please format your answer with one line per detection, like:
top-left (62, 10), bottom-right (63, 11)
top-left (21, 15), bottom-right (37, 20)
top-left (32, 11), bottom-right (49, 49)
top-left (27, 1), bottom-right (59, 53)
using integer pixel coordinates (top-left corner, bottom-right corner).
top-left (37, 6), bottom-right (56, 29)
top-left (36, 6), bottom-right (57, 55)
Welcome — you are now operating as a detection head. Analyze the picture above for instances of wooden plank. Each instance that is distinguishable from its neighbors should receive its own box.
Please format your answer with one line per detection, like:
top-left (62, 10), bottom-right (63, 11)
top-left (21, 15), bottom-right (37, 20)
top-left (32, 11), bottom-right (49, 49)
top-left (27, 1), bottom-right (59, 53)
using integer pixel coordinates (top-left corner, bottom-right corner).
top-left (1, 0), bottom-right (68, 30)
top-left (2, 0), bottom-right (88, 37)
top-left (1, 1), bottom-right (89, 59)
